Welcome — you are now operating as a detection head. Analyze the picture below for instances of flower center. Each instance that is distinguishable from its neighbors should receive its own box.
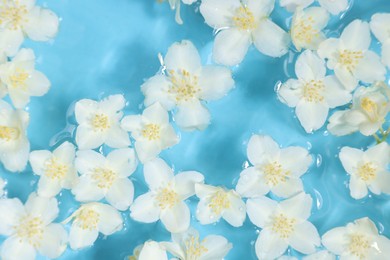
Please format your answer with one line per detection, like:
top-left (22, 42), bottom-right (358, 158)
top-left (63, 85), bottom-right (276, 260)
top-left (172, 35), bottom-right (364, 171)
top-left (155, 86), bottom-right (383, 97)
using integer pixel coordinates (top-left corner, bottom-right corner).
top-left (0, 126), bottom-right (20, 141)
top-left (292, 16), bottom-right (320, 46)
top-left (303, 80), bottom-right (325, 103)
top-left (348, 234), bottom-right (371, 259)
top-left (262, 161), bottom-right (289, 186)
top-left (75, 207), bottom-right (100, 230)
top-left (92, 167), bottom-right (117, 190)
top-left (141, 123), bottom-right (161, 141)
top-left (156, 186), bottom-right (179, 209)
top-left (359, 97), bottom-right (383, 122)
top-left (232, 6), bottom-right (257, 31)
top-left (9, 68), bottom-right (29, 90)
top-left (45, 157), bottom-right (68, 180)
top-left (208, 190), bottom-right (230, 215)
top-left (0, 1), bottom-right (28, 30)
top-left (271, 213), bottom-right (296, 239)
top-left (339, 50), bottom-right (363, 72)
top-left (15, 216), bottom-right (44, 248)
top-left (185, 235), bottom-right (208, 259)
top-left (91, 113), bottom-right (110, 131)
top-left (168, 69), bottom-right (200, 103)
top-left (357, 162), bottom-right (376, 182)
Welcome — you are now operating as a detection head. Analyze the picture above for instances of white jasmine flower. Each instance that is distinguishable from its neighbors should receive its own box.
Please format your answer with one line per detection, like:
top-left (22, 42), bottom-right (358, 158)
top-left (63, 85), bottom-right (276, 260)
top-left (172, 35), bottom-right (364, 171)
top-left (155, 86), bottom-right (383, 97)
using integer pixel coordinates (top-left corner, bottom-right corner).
top-left (339, 142), bottom-right (390, 199)
top-left (0, 48), bottom-right (50, 108)
top-left (0, 177), bottom-right (5, 196)
top-left (328, 82), bottom-right (390, 136)
top-left (161, 228), bottom-right (232, 260)
top-left (317, 20), bottom-right (386, 91)
top-left (162, 0), bottom-right (196, 25)
top-left (236, 135), bottom-right (312, 198)
top-left (247, 193), bottom-right (321, 259)
top-left (278, 50), bottom-right (351, 132)
top-left (200, 0), bottom-right (290, 66)
top-left (63, 202), bottom-right (123, 250)
top-left (0, 0), bottom-right (59, 56)
top-left (195, 183), bottom-right (246, 227)
top-left (121, 102), bottom-right (179, 163)
top-left (322, 217), bottom-right (390, 259)
top-left (75, 94), bottom-right (131, 150)
top-left (29, 141), bottom-right (77, 198)
top-left (128, 240), bottom-right (168, 260)
top-left (130, 158), bottom-right (204, 233)
top-left (280, 0), bottom-right (349, 15)
top-left (0, 193), bottom-right (67, 259)
top-left (303, 250), bottom-right (335, 260)
top-left (72, 148), bottom-right (138, 211)
top-left (370, 13), bottom-right (390, 68)
top-left (291, 7), bottom-right (329, 51)
top-left (0, 99), bottom-right (30, 172)
top-left (142, 40), bottom-right (234, 131)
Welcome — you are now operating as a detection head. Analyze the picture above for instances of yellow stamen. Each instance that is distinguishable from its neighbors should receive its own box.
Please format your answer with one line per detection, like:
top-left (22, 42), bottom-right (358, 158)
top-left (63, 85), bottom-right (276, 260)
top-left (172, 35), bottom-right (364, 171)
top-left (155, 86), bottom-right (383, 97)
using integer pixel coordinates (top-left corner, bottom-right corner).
top-left (91, 113), bottom-right (110, 131)
top-left (272, 213), bottom-right (296, 239)
top-left (0, 1), bottom-right (28, 30)
top-left (339, 50), bottom-right (363, 72)
top-left (45, 157), bottom-right (68, 180)
top-left (15, 216), bottom-right (44, 248)
top-left (185, 235), bottom-right (208, 259)
top-left (9, 68), bottom-right (30, 90)
top-left (232, 6), bottom-right (257, 31)
top-left (156, 186), bottom-right (179, 209)
top-left (348, 234), bottom-right (371, 259)
top-left (92, 167), bottom-right (117, 190)
top-left (293, 16), bottom-right (320, 47)
top-left (168, 69), bottom-right (200, 103)
top-left (262, 161), bottom-right (290, 186)
top-left (74, 207), bottom-right (100, 230)
top-left (303, 80), bottom-right (325, 103)
top-left (0, 126), bottom-right (20, 141)
top-left (357, 162), bottom-right (376, 182)
top-left (142, 124), bottom-right (161, 141)
top-left (208, 190), bottom-right (230, 215)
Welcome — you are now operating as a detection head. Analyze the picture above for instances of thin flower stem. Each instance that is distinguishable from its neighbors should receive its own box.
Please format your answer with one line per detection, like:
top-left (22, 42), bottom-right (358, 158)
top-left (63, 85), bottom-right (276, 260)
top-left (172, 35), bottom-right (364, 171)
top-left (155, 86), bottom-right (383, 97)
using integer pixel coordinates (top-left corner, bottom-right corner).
top-left (373, 133), bottom-right (381, 143)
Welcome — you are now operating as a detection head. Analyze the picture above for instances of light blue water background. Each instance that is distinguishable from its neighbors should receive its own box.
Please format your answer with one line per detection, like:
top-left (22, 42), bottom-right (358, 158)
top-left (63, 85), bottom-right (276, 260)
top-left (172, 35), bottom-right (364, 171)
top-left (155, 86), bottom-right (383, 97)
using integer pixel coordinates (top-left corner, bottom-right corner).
top-left (1, 0), bottom-right (390, 259)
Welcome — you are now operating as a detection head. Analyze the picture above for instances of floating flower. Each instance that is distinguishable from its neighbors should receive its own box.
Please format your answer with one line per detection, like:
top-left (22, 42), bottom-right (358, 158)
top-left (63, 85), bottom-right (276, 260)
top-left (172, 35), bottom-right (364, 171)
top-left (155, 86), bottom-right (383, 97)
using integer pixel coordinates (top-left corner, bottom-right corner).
top-left (370, 13), bottom-right (390, 68)
top-left (0, 177), bottom-right (5, 196)
top-left (128, 241), bottom-right (167, 260)
top-left (161, 227), bottom-right (232, 260)
top-left (339, 142), bottom-right (390, 199)
top-left (75, 94), bottom-right (131, 150)
top-left (29, 141), bottom-right (77, 198)
top-left (142, 40), bottom-right (234, 131)
top-left (63, 202), bottom-right (123, 250)
top-left (317, 19), bottom-right (386, 91)
top-left (121, 102), bottom-right (179, 163)
top-left (72, 148), bottom-right (137, 211)
top-left (199, 0), bottom-right (290, 66)
top-left (280, 0), bottom-right (349, 15)
top-left (0, 0), bottom-right (59, 56)
top-left (328, 82), bottom-right (390, 136)
top-left (0, 99), bottom-right (30, 172)
top-left (195, 183), bottom-right (246, 227)
top-left (0, 48), bottom-right (50, 108)
top-left (236, 135), bottom-right (312, 198)
top-left (278, 50), bottom-right (351, 132)
top-left (247, 193), bottom-right (320, 259)
top-left (130, 158), bottom-right (204, 233)
top-left (290, 7), bottom-right (329, 51)
top-left (0, 193), bottom-right (67, 259)
top-left (322, 217), bottom-right (390, 259)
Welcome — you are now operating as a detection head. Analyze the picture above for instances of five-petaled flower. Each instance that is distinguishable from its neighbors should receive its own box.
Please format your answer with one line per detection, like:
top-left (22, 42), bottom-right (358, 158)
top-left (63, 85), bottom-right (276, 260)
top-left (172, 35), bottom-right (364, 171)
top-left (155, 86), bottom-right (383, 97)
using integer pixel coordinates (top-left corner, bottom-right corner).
top-left (0, 193), bottom-right (67, 260)
top-left (236, 135), bottom-right (312, 198)
top-left (72, 148), bottom-right (138, 211)
top-left (29, 141), bottom-right (77, 198)
top-left (142, 40), bottom-right (234, 131)
top-left (246, 192), bottom-right (321, 259)
top-left (370, 13), bottom-right (390, 68)
top-left (200, 0), bottom-right (290, 66)
top-left (121, 102), bottom-right (179, 163)
top-left (130, 158), bottom-right (204, 233)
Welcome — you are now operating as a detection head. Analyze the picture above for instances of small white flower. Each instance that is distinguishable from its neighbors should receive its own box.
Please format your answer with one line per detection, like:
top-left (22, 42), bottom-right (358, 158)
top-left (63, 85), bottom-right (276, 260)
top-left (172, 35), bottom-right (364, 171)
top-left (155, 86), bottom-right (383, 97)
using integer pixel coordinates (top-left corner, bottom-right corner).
top-left (74, 94), bottom-right (131, 150)
top-left (195, 183), bottom-right (246, 227)
top-left (0, 193), bottom-right (67, 260)
top-left (161, 228), bottom-right (232, 260)
top-left (303, 250), bottom-right (335, 260)
top-left (291, 7), bottom-right (329, 51)
top-left (121, 102), bottom-right (179, 163)
top-left (163, 0), bottom-right (196, 25)
top-left (142, 40), bottom-right (234, 131)
top-left (247, 193), bottom-right (321, 259)
top-left (328, 82), bottom-right (390, 136)
top-left (339, 142), bottom-right (390, 199)
top-left (322, 217), bottom-right (390, 259)
top-left (318, 19), bottom-right (386, 91)
top-left (29, 141), bottom-right (77, 198)
top-left (0, 177), bottom-right (5, 196)
top-left (0, 0), bottom-right (59, 56)
top-left (280, 0), bottom-right (349, 15)
top-left (0, 99), bottom-right (30, 172)
top-left (200, 0), bottom-right (290, 66)
top-left (0, 48), bottom-right (50, 108)
top-left (63, 202), bottom-right (123, 250)
top-left (128, 241), bottom-right (168, 260)
top-left (236, 135), bottom-right (312, 198)
top-left (130, 158), bottom-right (204, 233)
top-left (278, 50), bottom-right (351, 132)
top-left (72, 148), bottom-right (138, 211)
top-left (370, 13), bottom-right (390, 68)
